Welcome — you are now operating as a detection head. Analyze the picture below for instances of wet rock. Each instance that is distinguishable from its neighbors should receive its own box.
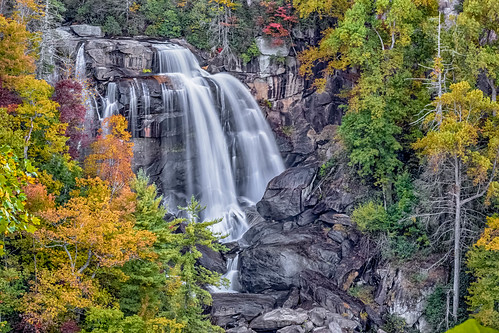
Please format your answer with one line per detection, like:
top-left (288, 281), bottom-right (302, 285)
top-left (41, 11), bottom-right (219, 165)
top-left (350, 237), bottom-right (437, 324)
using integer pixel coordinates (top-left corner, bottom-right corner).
top-left (197, 244), bottom-right (226, 274)
top-left (249, 308), bottom-right (308, 330)
top-left (240, 224), bottom-right (341, 293)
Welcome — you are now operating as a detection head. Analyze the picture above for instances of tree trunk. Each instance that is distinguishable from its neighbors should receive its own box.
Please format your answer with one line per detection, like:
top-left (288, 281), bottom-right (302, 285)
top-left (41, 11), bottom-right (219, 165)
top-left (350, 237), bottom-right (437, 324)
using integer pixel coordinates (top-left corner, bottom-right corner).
top-left (452, 157), bottom-right (461, 319)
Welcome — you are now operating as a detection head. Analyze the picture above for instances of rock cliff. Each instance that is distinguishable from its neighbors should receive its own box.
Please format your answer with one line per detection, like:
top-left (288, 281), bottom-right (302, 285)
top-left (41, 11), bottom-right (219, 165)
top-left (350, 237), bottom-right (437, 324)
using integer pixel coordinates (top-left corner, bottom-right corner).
top-left (55, 27), bottom-right (448, 333)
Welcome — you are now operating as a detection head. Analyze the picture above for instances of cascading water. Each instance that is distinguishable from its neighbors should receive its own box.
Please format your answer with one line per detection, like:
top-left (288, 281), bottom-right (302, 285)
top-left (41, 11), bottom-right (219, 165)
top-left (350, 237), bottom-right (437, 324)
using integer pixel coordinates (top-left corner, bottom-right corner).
top-left (101, 82), bottom-right (118, 120)
top-left (151, 43), bottom-right (284, 292)
top-left (75, 44), bottom-right (97, 129)
top-left (96, 42), bottom-right (284, 291)
top-left (128, 80), bottom-right (138, 137)
top-left (212, 74), bottom-right (284, 204)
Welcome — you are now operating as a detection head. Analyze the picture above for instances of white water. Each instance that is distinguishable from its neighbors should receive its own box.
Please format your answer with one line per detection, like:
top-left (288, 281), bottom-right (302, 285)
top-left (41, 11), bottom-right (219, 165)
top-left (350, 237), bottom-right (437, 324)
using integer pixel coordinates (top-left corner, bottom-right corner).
top-left (75, 44), bottom-right (97, 131)
top-left (102, 82), bottom-right (118, 120)
top-left (129, 80), bottom-right (138, 136)
top-left (97, 42), bottom-right (284, 291)
top-left (212, 74), bottom-right (285, 204)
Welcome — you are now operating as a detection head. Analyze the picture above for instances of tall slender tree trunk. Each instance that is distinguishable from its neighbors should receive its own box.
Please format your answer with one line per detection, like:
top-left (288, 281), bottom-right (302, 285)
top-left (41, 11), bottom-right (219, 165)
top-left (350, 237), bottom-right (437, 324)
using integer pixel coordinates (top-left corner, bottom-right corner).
top-left (452, 157), bottom-right (461, 319)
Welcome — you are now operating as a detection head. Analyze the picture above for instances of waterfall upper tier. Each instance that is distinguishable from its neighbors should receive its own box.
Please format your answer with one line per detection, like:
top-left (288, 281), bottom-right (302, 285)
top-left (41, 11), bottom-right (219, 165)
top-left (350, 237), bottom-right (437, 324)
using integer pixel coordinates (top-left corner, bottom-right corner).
top-left (79, 40), bottom-right (284, 243)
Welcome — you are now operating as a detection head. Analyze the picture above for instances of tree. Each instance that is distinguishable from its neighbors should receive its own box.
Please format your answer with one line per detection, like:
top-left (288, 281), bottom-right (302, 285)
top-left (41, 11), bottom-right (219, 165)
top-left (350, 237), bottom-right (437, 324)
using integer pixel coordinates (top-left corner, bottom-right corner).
top-left (467, 216), bottom-right (499, 329)
top-left (0, 15), bottom-right (35, 81)
top-left (413, 81), bottom-right (499, 319)
top-left (0, 146), bottom-right (38, 255)
top-left (166, 197), bottom-right (225, 333)
top-left (84, 115), bottom-right (134, 195)
top-left (52, 79), bottom-right (87, 159)
top-left (293, 0), bottom-right (352, 19)
top-left (455, 0), bottom-right (499, 102)
top-left (9, 75), bottom-right (67, 161)
top-left (24, 177), bottom-right (156, 329)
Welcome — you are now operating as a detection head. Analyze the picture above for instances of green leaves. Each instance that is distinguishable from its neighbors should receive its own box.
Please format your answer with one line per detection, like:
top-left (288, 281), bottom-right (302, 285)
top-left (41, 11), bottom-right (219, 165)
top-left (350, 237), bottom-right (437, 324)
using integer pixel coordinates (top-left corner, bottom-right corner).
top-left (0, 146), bottom-right (38, 254)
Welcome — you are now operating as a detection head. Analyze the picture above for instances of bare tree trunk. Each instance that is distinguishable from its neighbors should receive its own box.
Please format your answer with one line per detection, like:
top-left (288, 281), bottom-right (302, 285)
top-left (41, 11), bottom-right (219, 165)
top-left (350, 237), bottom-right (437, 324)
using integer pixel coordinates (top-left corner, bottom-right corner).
top-left (452, 157), bottom-right (461, 319)
top-left (436, 12), bottom-right (443, 125)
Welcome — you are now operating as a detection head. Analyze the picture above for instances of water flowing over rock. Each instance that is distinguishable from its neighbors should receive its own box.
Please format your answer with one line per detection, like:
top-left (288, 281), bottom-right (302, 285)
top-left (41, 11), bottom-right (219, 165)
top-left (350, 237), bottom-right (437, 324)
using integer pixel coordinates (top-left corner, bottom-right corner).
top-left (65, 35), bottom-right (447, 332)
top-left (82, 40), bottom-right (284, 244)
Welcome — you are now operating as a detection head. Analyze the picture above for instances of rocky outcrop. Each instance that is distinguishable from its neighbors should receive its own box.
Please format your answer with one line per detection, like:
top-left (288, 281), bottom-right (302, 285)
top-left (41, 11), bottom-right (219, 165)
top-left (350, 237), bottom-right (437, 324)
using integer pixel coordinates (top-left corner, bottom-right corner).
top-left (61, 32), bottom-right (446, 333)
top-left (70, 24), bottom-right (103, 37)
top-left (85, 39), bottom-right (154, 80)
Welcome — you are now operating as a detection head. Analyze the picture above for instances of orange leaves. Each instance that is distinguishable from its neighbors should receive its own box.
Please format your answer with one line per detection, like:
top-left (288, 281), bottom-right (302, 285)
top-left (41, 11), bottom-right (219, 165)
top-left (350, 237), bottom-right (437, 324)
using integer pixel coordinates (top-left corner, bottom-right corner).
top-left (84, 115), bottom-right (134, 195)
top-left (24, 182), bottom-right (55, 213)
top-left (38, 177), bottom-right (155, 272)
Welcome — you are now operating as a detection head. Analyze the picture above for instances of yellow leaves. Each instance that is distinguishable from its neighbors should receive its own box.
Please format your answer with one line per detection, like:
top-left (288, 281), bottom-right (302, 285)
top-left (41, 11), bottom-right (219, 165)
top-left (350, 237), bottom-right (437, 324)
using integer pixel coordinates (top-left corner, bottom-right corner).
top-left (22, 268), bottom-right (97, 328)
top-left (0, 15), bottom-right (35, 80)
top-left (129, 1), bottom-right (140, 12)
top-left (37, 176), bottom-right (156, 273)
top-left (414, 82), bottom-right (499, 172)
top-left (293, 0), bottom-right (352, 19)
top-left (210, 0), bottom-right (237, 10)
top-left (476, 216), bottom-right (499, 251)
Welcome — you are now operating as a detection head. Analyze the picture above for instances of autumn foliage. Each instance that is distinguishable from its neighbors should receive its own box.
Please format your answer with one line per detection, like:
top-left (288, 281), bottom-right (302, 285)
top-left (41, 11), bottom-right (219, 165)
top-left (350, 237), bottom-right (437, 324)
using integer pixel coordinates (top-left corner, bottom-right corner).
top-left (84, 115), bottom-right (134, 194)
top-left (52, 80), bottom-right (88, 159)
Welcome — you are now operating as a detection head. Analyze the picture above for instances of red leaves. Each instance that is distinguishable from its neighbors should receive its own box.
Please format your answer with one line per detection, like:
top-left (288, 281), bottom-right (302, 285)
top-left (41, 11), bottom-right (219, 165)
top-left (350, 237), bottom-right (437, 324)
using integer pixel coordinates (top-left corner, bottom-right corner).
top-left (259, 1), bottom-right (297, 43)
top-left (0, 79), bottom-right (21, 108)
top-left (52, 80), bottom-right (88, 159)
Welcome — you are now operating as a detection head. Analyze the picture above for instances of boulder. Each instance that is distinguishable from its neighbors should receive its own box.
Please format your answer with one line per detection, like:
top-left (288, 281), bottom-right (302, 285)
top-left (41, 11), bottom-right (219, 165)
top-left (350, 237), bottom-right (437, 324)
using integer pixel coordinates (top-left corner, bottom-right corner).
top-left (255, 36), bottom-right (288, 56)
top-left (257, 165), bottom-right (317, 221)
top-left (327, 321), bottom-right (342, 333)
top-left (211, 293), bottom-right (276, 327)
top-left (197, 244), bottom-right (226, 274)
top-left (226, 327), bottom-right (256, 333)
top-left (239, 224), bottom-right (341, 293)
top-left (277, 325), bottom-right (306, 333)
top-left (249, 308), bottom-right (308, 330)
top-left (299, 270), bottom-right (367, 325)
top-left (70, 24), bottom-right (103, 37)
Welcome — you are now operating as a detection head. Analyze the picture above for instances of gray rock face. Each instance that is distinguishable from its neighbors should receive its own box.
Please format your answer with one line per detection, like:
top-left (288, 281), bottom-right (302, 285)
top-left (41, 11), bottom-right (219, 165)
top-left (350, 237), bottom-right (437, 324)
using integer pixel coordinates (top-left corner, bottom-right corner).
top-left (211, 293), bottom-right (276, 327)
top-left (85, 40), bottom-right (153, 79)
top-left (256, 165), bottom-right (316, 221)
top-left (70, 24), bottom-right (103, 37)
top-left (239, 223), bottom-right (341, 293)
top-left (277, 325), bottom-right (306, 333)
top-left (255, 36), bottom-right (289, 56)
top-left (249, 308), bottom-right (308, 330)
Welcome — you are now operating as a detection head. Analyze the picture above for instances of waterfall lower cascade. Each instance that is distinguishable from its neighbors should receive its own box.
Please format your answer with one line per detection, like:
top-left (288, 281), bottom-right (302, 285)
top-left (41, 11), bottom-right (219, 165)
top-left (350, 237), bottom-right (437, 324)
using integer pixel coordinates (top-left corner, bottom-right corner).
top-left (97, 42), bottom-right (284, 291)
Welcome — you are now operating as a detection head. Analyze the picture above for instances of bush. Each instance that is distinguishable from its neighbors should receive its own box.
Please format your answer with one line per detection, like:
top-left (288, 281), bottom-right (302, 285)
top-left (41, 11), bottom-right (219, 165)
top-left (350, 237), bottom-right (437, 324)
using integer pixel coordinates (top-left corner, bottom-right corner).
top-left (352, 201), bottom-right (390, 234)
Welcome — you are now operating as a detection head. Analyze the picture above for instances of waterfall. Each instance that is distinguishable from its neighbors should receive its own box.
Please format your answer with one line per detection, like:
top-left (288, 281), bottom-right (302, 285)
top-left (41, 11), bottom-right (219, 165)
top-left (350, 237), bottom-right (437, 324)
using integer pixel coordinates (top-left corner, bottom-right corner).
top-left (97, 42), bottom-right (284, 291)
top-left (129, 80), bottom-right (138, 137)
top-left (212, 74), bottom-right (285, 204)
top-left (75, 44), bottom-right (97, 129)
top-left (151, 43), bottom-right (284, 292)
top-left (141, 82), bottom-right (150, 116)
top-left (102, 82), bottom-right (118, 120)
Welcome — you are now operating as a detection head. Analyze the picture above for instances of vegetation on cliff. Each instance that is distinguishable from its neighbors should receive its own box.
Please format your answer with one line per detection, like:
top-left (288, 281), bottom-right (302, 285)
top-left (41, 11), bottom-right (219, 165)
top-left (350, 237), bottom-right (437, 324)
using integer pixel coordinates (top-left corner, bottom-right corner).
top-left (0, 0), bottom-right (498, 332)
top-left (0, 8), bottom-right (226, 333)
